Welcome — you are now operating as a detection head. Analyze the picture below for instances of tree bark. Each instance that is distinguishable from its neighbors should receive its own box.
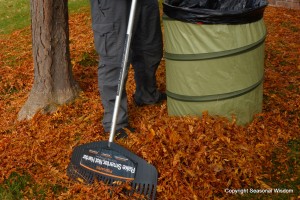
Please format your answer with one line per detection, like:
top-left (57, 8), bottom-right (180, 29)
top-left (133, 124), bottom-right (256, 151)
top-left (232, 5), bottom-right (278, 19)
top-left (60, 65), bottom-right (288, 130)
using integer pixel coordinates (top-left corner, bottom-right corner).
top-left (18, 0), bottom-right (80, 120)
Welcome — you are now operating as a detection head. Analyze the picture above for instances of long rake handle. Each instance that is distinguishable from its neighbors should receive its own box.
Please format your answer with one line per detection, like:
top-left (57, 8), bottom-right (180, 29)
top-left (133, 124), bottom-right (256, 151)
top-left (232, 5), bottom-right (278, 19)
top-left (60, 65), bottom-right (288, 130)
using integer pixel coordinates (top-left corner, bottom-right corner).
top-left (109, 0), bottom-right (138, 145)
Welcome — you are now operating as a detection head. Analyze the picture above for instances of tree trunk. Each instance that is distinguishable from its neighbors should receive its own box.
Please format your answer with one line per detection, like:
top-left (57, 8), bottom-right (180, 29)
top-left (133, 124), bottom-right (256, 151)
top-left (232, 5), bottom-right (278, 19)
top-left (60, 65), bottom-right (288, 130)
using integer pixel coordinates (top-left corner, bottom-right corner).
top-left (18, 0), bottom-right (80, 120)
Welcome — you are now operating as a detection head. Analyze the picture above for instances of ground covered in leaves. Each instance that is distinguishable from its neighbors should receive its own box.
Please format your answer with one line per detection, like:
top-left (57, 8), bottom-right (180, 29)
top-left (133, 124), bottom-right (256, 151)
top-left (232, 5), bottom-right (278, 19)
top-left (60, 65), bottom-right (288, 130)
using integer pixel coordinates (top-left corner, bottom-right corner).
top-left (0, 6), bottom-right (299, 200)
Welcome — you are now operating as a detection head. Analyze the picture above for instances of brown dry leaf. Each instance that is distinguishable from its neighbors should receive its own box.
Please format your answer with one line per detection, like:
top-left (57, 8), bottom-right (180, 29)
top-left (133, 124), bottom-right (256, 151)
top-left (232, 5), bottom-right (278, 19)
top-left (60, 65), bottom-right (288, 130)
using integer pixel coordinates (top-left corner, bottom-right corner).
top-left (172, 151), bottom-right (182, 167)
top-left (256, 178), bottom-right (272, 189)
top-left (149, 128), bottom-right (156, 140)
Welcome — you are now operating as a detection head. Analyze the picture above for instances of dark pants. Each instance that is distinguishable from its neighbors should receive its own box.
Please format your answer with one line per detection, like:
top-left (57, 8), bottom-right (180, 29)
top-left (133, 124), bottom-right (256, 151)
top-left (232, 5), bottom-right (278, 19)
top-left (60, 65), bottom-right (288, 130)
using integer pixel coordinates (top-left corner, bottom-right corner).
top-left (90, 0), bottom-right (163, 132)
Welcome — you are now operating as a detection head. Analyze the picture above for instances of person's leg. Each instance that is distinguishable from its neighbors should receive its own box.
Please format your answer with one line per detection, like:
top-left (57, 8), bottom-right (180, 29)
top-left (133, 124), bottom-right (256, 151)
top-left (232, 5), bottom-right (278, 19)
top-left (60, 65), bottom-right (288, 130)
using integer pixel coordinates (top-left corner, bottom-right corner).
top-left (90, 0), bottom-right (130, 132)
top-left (131, 0), bottom-right (164, 105)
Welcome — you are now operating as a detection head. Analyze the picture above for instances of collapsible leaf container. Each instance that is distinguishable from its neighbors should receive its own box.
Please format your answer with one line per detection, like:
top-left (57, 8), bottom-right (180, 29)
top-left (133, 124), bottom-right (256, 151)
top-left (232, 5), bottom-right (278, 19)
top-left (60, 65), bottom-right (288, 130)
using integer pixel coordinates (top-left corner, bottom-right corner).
top-left (163, 0), bottom-right (268, 124)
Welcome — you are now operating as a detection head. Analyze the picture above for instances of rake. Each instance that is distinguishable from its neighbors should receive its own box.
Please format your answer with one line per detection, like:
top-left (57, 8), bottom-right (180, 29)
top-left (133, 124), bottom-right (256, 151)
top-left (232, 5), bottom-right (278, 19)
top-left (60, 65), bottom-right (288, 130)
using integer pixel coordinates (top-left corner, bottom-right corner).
top-left (67, 0), bottom-right (158, 199)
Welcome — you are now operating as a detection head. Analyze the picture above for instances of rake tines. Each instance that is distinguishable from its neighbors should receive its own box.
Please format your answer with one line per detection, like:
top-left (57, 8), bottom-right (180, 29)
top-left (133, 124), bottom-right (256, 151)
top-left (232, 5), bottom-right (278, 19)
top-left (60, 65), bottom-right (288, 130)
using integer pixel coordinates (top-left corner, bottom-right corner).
top-left (130, 183), bottom-right (156, 200)
top-left (68, 162), bottom-right (157, 199)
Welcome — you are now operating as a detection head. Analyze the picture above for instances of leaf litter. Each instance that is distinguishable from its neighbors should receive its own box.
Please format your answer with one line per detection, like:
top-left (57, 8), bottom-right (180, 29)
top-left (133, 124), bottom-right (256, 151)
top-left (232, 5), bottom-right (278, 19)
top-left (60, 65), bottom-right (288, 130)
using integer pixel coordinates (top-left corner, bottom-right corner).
top-left (0, 6), bottom-right (299, 199)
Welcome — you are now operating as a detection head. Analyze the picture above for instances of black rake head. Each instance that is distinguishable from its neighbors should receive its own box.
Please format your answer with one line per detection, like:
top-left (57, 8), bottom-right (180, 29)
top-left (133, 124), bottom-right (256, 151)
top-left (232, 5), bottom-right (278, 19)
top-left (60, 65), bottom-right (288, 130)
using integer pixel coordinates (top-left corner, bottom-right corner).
top-left (67, 141), bottom-right (158, 199)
